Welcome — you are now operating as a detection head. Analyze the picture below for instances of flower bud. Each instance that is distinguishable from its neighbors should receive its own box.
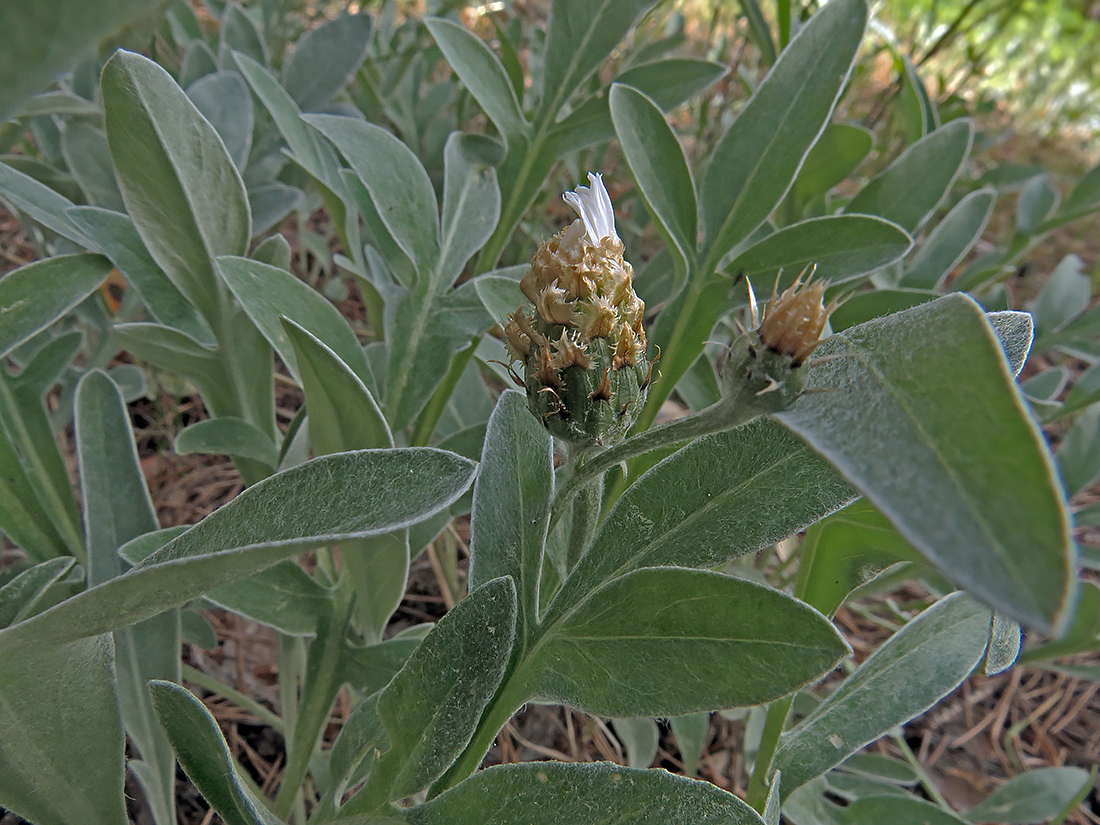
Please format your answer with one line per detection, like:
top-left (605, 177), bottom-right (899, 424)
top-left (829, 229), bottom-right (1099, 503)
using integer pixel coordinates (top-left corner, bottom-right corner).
top-left (718, 272), bottom-right (838, 415)
top-left (507, 173), bottom-right (653, 446)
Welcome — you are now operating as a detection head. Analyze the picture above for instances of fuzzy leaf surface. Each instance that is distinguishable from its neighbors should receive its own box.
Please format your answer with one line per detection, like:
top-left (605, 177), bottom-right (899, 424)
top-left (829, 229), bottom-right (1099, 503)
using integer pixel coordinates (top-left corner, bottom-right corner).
top-left (405, 762), bottom-right (765, 825)
top-left (557, 418), bottom-right (854, 612)
top-left (76, 371), bottom-right (179, 825)
top-left (427, 17), bottom-right (526, 139)
top-left (531, 568), bottom-right (849, 717)
top-left (0, 254), bottom-right (111, 358)
top-left (216, 256), bottom-right (370, 385)
top-left (102, 50), bottom-right (250, 319)
top-left (845, 119), bottom-right (973, 233)
top-left (306, 114), bottom-right (439, 279)
top-left (539, 0), bottom-right (660, 117)
top-left (611, 83), bottom-right (697, 278)
top-left (376, 577), bottom-right (517, 799)
top-left (469, 391), bottom-right (553, 634)
top-left (282, 13), bottom-right (373, 112)
top-left (725, 215), bottom-right (912, 283)
top-left (66, 206), bottom-right (214, 346)
top-left (776, 295), bottom-right (1074, 632)
top-left (0, 636), bottom-right (127, 825)
top-left (700, 0), bottom-right (867, 264)
top-left (772, 593), bottom-right (991, 795)
top-left (964, 766), bottom-right (1093, 824)
top-left (900, 188), bottom-right (996, 289)
top-left (150, 681), bottom-right (282, 825)
top-left (0, 449), bottom-right (476, 652)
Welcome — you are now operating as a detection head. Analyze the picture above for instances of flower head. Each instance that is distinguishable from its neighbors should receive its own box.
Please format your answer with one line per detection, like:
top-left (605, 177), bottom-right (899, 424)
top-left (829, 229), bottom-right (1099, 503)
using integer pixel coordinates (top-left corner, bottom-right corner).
top-left (717, 269), bottom-right (838, 415)
top-left (506, 174), bottom-right (653, 446)
top-left (758, 273), bottom-right (840, 367)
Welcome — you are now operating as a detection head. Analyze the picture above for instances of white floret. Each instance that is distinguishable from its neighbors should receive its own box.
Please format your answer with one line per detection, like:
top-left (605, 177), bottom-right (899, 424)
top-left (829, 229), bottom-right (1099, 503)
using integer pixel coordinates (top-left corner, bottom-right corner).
top-left (562, 172), bottom-right (619, 246)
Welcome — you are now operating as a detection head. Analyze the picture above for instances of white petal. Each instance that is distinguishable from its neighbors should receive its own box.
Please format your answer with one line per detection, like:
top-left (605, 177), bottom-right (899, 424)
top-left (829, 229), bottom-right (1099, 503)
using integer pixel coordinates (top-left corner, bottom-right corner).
top-left (560, 217), bottom-right (587, 249)
top-left (562, 172), bottom-right (618, 245)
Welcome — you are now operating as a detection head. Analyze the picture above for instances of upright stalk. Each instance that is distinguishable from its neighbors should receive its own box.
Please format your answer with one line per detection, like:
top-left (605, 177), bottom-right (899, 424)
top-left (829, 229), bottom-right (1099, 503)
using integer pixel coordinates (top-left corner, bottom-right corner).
top-left (410, 341), bottom-right (477, 446)
top-left (746, 695), bottom-right (794, 810)
top-left (275, 577), bottom-right (355, 818)
top-left (748, 513), bottom-right (823, 811)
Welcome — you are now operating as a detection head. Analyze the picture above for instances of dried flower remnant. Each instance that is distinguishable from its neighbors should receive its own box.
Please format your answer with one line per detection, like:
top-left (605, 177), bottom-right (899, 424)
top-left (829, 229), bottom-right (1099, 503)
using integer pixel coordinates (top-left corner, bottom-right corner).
top-left (506, 173), bottom-right (653, 446)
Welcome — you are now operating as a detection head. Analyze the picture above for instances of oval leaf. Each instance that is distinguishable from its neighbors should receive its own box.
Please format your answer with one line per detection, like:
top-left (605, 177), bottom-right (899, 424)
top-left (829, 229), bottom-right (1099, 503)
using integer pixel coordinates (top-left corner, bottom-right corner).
top-left (306, 114), bottom-right (439, 279)
top-left (791, 122), bottom-right (873, 208)
top-left (776, 294), bottom-right (1074, 633)
top-left (376, 577), bottom-right (517, 799)
top-left (469, 391), bottom-right (553, 635)
top-left (175, 417), bottom-right (280, 468)
top-left (186, 70), bottom-right (253, 170)
top-left (532, 568), bottom-right (849, 717)
top-left (0, 448), bottom-right (477, 652)
top-left (700, 0), bottom-right (868, 264)
top-left (215, 255), bottom-right (371, 386)
top-left (964, 766), bottom-right (1093, 825)
top-left (283, 318), bottom-right (391, 454)
top-left (556, 418), bottom-right (854, 614)
top-left (102, 50), bottom-right (251, 319)
top-left (439, 132), bottom-right (502, 289)
top-left (0, 253), bottom-right (112, 358)
top-left (427, 17), bottom-right (526, 138)
top-left (1016, 174), bottom-right (1060, 235)
top-left (611, 83), bottom-right (698, 278)
top-left (149, 681), bottom-right (281, 825)
top-left (772, 593), bottom-right (992, 795)
top-left (282, 13), bottom-right (373, 112)
top-left (726, 215), bottom-right (912, 283)
top-left (407, 762), bottom-right (766, 825)
top-left (900, 188), bottom-right (996, 289)
top-left (840, 796), bottom-right (969, 825)
top-left (845, 119), bottom-right (973, 233)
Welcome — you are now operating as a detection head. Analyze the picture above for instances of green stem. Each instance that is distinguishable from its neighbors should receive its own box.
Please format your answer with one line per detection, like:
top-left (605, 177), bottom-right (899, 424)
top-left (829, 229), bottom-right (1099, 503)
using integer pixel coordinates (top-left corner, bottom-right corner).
top-left (475, 143), bottom-right (537, 275)
top-left (278, 633), bottom-right (303, 752)
top-left (429, 668), bottom-right (534, 796)
top-left (410, 341), bottom-right (477, 446)
top-left (748, 519), bottom-right (819, 811)
top-left (474, 122), bottom-right (551, 276)
top-left (890, 731), bottom-right (951, 810)
top-left (746, 695), bottom-right (793, 810)
top-left (180, 664), bottom-right (285, 733)
top-left (550, 397), bottom-right (756, 531)
top-left (275, 579), bottom-right (356, 818)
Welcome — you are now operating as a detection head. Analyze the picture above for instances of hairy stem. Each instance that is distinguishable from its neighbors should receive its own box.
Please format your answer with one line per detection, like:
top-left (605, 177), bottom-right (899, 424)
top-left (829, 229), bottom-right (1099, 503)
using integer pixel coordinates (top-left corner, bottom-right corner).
top-left (550, 398), bottom-right (755, 531)
top-left (429, 668), bottom-right (534, 797)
